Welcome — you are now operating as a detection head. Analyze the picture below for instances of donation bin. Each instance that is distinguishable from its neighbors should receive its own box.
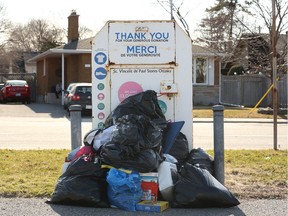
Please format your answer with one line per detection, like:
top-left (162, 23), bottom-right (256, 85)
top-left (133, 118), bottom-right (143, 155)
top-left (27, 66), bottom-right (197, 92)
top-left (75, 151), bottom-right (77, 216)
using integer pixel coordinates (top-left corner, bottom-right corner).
top-left (91, 20), bottom-right (193, 147)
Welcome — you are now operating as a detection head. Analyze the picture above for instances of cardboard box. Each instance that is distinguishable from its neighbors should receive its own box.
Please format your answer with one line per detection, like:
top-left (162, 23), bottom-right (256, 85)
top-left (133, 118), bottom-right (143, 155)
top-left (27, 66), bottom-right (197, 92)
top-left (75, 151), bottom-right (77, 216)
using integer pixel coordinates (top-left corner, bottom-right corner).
top-left (140, 172), bottom-right (158, 183)
top-left (136, 201), bottom-right (169, 212)
top-left (140, 172), bottom-right (158, 201)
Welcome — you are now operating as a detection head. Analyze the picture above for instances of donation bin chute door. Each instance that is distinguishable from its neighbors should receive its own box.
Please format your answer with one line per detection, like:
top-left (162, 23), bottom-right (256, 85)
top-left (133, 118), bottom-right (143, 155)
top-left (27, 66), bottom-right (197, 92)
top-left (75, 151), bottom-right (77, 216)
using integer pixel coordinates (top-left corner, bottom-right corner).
top-left (110, 66), bottom-right (175, 121)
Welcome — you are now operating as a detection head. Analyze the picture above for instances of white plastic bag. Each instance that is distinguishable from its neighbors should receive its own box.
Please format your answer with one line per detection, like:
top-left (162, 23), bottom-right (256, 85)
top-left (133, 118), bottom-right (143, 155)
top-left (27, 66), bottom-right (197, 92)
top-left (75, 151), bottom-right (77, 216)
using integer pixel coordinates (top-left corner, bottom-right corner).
top-left (158, 161), bottom-right (177, 201)
top-left (93, 126), bottom-right (115, 150)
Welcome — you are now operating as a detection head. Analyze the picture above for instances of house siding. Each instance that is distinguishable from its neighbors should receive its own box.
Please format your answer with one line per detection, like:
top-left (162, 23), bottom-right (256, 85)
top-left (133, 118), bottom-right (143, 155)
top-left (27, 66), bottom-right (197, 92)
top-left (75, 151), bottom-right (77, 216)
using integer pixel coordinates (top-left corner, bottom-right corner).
top-left (65, 54), bottom-right (91, 84)
top-left (193, 85), bottom-right (219, 106)
top-left (35, 53), bottom-right (92, 103)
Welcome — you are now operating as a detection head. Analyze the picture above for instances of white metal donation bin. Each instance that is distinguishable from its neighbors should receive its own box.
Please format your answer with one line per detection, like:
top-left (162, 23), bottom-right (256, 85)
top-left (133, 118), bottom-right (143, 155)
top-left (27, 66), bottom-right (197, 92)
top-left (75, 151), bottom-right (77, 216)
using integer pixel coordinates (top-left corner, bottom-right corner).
top-left (91, 20), bottom-right (193, 147)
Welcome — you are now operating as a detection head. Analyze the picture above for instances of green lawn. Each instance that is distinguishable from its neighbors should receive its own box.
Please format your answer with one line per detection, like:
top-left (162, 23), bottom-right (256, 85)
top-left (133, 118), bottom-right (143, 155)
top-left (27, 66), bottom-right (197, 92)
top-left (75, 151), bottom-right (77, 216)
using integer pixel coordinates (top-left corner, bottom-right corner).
top-left (193, 106), bottom-right (287, 119)
top-left (0, 149), bottom-right (287, 199)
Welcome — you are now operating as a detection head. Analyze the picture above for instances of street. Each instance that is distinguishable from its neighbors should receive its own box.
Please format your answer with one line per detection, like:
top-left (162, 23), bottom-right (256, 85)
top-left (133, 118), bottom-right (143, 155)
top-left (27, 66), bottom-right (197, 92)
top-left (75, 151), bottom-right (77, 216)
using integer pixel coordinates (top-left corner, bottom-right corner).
top-left (0, 103), bottom-right (287, 150)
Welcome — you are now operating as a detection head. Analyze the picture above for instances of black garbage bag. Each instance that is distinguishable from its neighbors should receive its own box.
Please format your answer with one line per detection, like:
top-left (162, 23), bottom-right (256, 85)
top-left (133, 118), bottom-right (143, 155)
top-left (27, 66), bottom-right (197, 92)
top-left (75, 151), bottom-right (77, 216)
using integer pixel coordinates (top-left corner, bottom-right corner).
top-left (172, 163), bottom-right (240, 208)
top-left (168, 132), bottom-right (189, 166)
top-left (186, 148), bottom-right (214, 175)
top-left (110, 114), bottom-right (163, 155)
top-left (100, 143), bottom-right (163, 173)
top-left (100, 114), bottom-right (164, 172)
top-left (105, 90), bottom-right (167, 128)
top-left (49, 155), bottom-right (110, 208)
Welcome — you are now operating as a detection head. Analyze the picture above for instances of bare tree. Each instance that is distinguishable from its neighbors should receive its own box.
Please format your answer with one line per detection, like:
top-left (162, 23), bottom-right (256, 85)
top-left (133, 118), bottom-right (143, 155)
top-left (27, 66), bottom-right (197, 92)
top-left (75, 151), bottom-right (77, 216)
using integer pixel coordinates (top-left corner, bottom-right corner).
top-left (156, 0), bottom-right (191, 37)
top-left (229, 0), bottom-right (288, 78)
top-left (3, 19), bottom-right (65, 73)
top-left (195, 0), bottom-right (287, 78)
top-left (249, 0), bottom-right (288, 35)
top-left (0, 4), bottom-right (12, 73)
top-left (8, 19), bottom-right (65, 52)
top-left (78, 26), bottom-right (94, 40)
top-left (0, 4), bottom-right (11, 48)
top-left (247, 0), bottom-right (288, 77)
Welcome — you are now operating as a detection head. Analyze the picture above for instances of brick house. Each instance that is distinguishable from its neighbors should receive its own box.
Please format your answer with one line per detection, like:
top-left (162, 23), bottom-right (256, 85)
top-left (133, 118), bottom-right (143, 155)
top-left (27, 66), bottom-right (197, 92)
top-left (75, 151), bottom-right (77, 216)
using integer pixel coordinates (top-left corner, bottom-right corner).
top-left (28, 11), bottom-right (91, 103)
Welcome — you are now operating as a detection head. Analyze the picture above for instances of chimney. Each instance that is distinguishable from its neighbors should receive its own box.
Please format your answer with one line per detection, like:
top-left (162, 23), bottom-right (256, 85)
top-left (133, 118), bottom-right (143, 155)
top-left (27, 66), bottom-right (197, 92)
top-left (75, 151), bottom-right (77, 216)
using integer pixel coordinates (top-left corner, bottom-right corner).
top-left (67, 10), bottom-right (79, 43)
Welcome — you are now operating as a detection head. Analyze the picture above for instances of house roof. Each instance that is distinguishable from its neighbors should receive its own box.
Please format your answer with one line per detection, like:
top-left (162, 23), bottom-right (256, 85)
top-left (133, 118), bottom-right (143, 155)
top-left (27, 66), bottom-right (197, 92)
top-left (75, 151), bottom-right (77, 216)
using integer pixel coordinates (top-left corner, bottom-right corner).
top-left (58, 37), bottom-right (93, 50)
top-left (28, 37), bottom-right (223, 62)
top-left (27, 38), bottom-right (92, 62)
top-left (23, 52), bottom-right (41, 62)
top-left (192, 44), bottom-right (225, 57)
top-left (239, 33), bottom-right (286, 55)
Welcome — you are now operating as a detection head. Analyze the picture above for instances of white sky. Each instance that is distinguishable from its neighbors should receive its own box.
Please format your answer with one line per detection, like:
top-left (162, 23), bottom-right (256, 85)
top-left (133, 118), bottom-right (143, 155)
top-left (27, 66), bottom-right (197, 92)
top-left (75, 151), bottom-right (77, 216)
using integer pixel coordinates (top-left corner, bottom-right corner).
top-left (0, 0), bottom-right (215, 40)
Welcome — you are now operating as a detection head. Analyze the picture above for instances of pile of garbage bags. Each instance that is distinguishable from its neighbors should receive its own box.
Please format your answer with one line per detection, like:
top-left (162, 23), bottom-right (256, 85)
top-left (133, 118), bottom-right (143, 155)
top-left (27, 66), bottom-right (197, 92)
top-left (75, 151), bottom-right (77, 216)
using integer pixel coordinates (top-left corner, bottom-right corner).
top-left (48, 90), bottom-right (240, 210)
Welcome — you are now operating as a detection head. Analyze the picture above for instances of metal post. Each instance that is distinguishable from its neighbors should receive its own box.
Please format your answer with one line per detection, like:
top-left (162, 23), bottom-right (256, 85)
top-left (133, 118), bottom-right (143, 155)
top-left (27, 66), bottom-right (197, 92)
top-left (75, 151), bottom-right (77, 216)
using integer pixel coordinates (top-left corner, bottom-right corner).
top-left (213, 105), bottom-right (225, 185)
top-left (272, 0), bottom-right (278, 150)
top-left (69, 105), bottom-right (82, 150)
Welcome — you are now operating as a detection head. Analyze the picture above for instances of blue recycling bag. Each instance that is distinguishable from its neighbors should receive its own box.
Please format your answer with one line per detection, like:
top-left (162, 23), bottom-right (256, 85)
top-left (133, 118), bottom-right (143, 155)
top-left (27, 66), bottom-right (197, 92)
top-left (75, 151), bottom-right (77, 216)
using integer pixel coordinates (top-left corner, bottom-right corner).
top-left (106, 168), bottom-right (142, 211)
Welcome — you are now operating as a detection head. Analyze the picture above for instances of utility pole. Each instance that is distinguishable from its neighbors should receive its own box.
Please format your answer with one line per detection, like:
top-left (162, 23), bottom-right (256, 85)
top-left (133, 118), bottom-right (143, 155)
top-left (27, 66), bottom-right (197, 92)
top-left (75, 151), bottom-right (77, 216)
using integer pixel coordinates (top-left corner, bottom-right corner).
top-left (170, 0), bottom-right (173, 20)
top-left (272, 0), bottom-right (278, 150)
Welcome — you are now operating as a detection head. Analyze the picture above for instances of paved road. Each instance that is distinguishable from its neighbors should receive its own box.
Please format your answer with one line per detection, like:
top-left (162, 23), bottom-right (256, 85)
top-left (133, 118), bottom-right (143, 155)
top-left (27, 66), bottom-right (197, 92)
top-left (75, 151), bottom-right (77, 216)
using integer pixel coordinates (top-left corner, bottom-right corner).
top-left (193, 118), bottom-right (288, 150)
top-left (0, 103), bottom-right (287, 150)
top-left (0, 197), bottom-right (287, 216)
top-left (0, 103), bottom-right (287, 216)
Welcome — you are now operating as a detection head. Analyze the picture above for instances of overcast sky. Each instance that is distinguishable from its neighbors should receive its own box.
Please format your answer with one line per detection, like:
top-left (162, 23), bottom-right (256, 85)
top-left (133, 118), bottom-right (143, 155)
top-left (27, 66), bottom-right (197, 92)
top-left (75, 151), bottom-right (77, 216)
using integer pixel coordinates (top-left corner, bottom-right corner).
top-left (1, 0), bottom-right (215, 40)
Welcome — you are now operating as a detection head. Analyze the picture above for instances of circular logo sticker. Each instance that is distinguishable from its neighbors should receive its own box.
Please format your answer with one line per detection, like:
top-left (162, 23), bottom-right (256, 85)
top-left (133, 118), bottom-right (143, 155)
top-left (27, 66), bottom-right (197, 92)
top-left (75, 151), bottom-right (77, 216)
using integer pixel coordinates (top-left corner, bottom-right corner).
top-left (98, 122), bottom-right (104, 129)
top-left (97, 93), bottom-right (105, 100)
top-left (94, 52), bottom-right (107, 65)
top-left (98, 112), bottom-right (105, 120)
top-left (158, 100), bottom-right (167, 114)
top-left (97, 103), bottom-right (105, 110)
top-left (97, 83), bottom-right (105, 90)
top-left (94, 67), bottom-right (107, 80)
top-left (118, 81), bottom-right (143, 102)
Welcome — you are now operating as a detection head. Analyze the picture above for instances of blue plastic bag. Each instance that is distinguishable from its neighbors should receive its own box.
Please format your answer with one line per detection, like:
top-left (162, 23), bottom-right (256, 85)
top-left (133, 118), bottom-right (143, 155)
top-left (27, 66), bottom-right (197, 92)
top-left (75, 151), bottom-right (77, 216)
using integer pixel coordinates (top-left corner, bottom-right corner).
top-left (106, 168), bottom-right (142, 211)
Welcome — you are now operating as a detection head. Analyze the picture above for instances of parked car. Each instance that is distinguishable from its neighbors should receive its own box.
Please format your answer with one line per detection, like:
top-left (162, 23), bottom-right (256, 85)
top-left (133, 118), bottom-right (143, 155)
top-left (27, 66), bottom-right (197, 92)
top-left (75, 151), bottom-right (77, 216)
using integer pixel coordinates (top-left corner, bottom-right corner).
top-left (65, 83), bottom-right (92, 114)
top-left (0, 83), bottom-right (4, 90)
top-left (63, 83), bottom-right (76, 109)
top-left (0, 80), bottom-right (31, 104)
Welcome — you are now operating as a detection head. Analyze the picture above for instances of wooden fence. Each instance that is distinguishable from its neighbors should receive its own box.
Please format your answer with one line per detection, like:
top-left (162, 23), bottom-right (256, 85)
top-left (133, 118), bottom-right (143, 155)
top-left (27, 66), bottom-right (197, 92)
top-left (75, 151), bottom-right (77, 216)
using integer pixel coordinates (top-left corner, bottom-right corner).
top-left (221, 75), bottom-right (287, 107)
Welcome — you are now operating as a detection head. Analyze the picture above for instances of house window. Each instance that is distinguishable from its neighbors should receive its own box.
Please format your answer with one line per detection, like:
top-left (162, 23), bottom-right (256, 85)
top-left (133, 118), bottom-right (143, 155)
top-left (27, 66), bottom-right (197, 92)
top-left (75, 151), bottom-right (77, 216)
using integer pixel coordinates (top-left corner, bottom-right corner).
top-left (193, 57), bottom-right (208, 84)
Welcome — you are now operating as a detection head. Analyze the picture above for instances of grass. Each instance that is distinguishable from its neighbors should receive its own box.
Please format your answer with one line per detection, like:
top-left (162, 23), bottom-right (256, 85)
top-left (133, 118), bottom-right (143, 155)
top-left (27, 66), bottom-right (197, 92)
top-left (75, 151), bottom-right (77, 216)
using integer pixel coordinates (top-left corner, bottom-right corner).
top-left (0, 150), bottom-right (65, 197)
top-left (193, 106), bottom-right (287, 119)
top-left (221, 150), bottom-right (288, 199)
top-left (0, 149), bottom-right (287, 199)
